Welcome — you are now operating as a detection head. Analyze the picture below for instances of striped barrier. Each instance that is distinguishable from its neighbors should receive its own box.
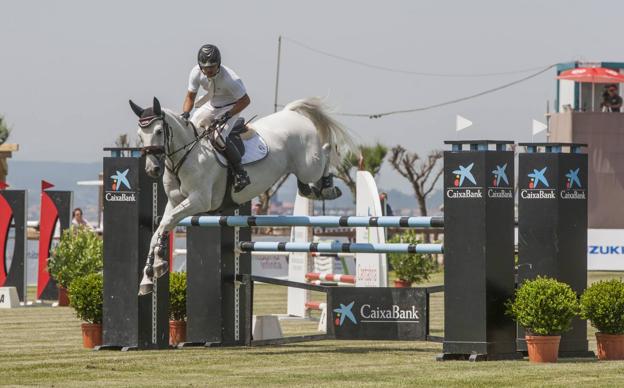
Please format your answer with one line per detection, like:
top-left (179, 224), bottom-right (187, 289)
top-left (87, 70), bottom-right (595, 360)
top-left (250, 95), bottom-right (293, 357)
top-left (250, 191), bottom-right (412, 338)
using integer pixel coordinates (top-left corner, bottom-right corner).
top-left (305, 301), bottom-right (327, 311)
top-left (307, 280), bottom-right (354, 287)
top-left (239, 241), bottom-right (444, 255)
top-left (305, 272), bottom-right (356, 284)
top-left (179, 215), bottom-right (444, 228)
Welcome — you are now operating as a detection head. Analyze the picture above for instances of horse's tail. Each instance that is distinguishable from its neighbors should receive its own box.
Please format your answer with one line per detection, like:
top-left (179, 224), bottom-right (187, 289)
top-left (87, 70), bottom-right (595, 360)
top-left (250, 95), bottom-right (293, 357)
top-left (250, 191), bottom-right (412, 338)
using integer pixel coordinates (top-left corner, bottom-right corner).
top-left (284, 97), bottom-right (357, 169)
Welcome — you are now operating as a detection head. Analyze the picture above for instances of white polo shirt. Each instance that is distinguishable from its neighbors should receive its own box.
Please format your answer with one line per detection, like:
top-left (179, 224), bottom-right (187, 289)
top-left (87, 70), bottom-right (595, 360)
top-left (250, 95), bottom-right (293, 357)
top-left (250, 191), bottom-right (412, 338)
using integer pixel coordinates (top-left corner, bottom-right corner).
top-left (187, 65), bottom-right (247, 108)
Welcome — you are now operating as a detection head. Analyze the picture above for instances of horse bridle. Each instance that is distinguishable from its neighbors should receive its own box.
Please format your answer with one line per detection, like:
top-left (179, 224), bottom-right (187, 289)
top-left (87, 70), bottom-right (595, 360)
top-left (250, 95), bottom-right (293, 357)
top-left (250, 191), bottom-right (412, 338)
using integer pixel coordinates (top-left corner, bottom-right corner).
top-left (138, 114), bottom-right (210, 177)
top-left (139, 114), bottom-right (170, 159)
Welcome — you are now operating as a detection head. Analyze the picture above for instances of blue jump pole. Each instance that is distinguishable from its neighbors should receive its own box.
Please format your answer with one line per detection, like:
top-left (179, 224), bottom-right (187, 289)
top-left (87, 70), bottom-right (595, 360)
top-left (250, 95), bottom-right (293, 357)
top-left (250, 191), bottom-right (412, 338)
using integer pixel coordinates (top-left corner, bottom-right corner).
top-left (179, 215), bottom-right (444, 228)
top-left (239, 241), bottom-right (444, 254)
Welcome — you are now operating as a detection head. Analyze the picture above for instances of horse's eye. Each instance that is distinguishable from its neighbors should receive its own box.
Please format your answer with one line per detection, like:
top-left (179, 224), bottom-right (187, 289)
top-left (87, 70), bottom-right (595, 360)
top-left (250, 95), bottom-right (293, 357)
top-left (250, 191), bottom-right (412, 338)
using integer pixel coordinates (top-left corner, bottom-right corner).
top-left (154, 128), bottom-right (163, 136)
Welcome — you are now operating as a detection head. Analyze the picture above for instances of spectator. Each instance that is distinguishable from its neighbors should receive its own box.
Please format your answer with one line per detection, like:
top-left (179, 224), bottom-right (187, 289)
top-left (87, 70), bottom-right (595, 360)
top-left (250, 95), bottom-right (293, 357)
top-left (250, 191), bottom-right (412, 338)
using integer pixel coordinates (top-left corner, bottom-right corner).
top-left (252, 203), bottom-right (263, 215)
top-left (602, 84), bottom-right (622, 112)
top-left (379, 192), bottom-right (394, 216)
top-left (71, 207), bottom-right (92, 229)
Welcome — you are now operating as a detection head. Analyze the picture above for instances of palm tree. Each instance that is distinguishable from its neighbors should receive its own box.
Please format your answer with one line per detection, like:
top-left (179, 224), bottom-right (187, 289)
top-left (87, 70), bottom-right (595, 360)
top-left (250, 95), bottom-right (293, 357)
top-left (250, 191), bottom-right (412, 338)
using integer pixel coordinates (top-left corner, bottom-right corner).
top-left (335, 143), bottom-right (388, 202)
top-left (0, 115), bottom-right (11, 183)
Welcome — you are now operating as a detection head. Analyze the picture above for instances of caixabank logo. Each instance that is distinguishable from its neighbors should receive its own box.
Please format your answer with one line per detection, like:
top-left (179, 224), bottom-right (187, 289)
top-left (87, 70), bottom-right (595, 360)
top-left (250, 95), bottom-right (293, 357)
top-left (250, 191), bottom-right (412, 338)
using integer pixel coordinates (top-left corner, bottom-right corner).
top-left (446, 162), bottom-right (483, 199)
top-left (105, 168), bottom-right (136, 202)
top-left (333, 300), bottom-right (421, 327)
top-left (487, 163), bottom-right (513, 199)
top-left (560, 168), bottom-right (586, 200)
top-left (333, 302), bottom-right (358, 327)
top-left (520, 167), bottom-right (556, 199)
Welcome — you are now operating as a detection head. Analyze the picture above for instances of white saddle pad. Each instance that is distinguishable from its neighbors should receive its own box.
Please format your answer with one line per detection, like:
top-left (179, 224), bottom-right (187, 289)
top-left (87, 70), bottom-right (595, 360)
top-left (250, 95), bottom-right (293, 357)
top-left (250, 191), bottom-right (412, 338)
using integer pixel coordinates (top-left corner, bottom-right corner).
top-left (215, 130), bottom-right (269, 167)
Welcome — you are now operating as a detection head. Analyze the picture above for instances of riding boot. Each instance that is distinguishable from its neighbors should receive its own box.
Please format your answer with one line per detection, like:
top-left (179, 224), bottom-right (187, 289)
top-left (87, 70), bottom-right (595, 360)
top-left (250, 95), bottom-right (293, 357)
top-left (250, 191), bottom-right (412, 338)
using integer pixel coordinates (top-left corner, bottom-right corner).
top-left (223, 138), bottom-right (251, 192)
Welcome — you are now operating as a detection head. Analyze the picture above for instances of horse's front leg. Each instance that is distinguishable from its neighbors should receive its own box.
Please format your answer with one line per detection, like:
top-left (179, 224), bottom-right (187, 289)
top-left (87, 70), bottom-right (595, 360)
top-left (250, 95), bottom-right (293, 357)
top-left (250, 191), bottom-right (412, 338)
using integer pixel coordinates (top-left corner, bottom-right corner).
top-left (139, 193), bottom-right (208, 295)
top-left (138, 201), bottom-right (175, 295)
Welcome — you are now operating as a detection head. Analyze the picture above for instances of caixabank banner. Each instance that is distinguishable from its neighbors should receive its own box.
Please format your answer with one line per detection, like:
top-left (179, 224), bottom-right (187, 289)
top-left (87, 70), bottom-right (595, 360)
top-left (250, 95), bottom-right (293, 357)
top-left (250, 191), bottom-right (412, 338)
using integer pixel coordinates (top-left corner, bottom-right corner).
top-left (327, 287), bottom-right (428, 340)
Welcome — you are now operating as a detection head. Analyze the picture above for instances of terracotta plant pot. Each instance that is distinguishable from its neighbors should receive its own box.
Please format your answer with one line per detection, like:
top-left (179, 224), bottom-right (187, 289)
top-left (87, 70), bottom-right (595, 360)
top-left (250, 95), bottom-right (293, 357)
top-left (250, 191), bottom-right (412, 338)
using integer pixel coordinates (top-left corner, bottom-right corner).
top-left (596, 333), bottom-right (624, 360)
top-left (525, 335), bottom-right (561, 363)
top-left (58, 286), bottom-right (69, 307)
top-left (169, 320), bottom-right (187, 346)
top-left (81, 323), bottom-right (102, 349)
top-left (394, 279), bottom-right (412, 288)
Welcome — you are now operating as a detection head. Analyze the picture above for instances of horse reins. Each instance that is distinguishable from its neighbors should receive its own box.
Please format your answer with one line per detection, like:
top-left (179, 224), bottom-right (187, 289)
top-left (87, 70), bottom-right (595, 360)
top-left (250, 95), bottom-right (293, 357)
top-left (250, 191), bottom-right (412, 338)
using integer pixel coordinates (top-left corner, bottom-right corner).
top-left (139, 114), bottom-right (213, 177)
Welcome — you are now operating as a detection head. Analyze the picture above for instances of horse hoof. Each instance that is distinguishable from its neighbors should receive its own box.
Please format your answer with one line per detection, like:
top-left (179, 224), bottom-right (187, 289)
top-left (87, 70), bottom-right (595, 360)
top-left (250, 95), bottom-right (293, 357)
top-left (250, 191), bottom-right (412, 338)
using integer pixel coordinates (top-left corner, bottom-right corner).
top-left (153, 260), bottom-right (169, 278)
top-left (138, 282), bottom-right (154, 296)
top-left (320, 186), bottom-right (342, 200)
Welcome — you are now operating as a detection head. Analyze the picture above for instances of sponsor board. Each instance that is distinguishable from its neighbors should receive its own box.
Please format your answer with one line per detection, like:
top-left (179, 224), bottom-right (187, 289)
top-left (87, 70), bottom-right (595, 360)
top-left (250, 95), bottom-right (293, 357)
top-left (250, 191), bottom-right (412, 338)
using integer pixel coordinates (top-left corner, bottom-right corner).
top-left (328, 287), bottom-right (428, 340)
top-left (588, 229), bottom-right (624, 271)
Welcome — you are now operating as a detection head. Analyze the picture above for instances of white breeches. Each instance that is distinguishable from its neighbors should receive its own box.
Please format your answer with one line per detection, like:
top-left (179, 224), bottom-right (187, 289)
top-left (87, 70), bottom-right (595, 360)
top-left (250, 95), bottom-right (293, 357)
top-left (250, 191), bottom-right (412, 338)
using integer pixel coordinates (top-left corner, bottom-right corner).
top-left (190, 104), bottom-right (240, 138)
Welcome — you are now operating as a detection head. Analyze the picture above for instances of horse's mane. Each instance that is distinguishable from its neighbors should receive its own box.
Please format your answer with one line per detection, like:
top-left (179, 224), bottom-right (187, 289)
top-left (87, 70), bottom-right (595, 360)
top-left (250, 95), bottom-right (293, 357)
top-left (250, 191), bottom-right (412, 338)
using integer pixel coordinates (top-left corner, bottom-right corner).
top-left (284, 98), bottom-right (357, 168)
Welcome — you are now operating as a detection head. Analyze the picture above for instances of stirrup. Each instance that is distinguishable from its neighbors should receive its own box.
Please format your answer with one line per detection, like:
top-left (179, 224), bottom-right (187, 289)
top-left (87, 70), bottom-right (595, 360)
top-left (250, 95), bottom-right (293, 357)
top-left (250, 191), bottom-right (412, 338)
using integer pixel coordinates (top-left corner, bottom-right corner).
top-left (234, 172), bottom-right (251, 193)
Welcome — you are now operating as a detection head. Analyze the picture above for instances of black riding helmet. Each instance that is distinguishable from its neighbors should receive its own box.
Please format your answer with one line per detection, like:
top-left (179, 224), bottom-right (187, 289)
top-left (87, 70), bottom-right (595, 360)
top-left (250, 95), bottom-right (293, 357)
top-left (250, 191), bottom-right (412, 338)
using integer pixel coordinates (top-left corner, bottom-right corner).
top-left (198, 44), bottom-right (221, 68)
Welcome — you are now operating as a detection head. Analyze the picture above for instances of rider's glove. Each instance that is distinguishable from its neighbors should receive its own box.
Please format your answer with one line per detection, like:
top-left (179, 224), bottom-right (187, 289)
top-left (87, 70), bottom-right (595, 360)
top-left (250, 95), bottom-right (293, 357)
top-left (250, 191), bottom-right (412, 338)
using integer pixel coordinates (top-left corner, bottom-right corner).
top-left (180, 111), bottom-right (190, 120)
top-left (215, 111), bottom-right (232, 126)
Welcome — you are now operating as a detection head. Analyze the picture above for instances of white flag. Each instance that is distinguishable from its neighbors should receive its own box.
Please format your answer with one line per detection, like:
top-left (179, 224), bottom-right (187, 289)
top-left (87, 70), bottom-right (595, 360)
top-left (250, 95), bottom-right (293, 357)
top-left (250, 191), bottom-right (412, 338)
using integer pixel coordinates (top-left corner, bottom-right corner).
top-left (532, 119), bottom-right (547, 135)
top-left (456, 115), bottom-right (473, 131)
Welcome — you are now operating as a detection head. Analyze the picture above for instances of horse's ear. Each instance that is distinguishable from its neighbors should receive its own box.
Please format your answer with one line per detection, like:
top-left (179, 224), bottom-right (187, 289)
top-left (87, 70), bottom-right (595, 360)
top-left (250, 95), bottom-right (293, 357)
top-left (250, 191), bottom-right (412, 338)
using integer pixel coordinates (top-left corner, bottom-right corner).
top-left (153, 97), bottom-right (162, 116)
top-left (129, 100), bottom-right (144, 117)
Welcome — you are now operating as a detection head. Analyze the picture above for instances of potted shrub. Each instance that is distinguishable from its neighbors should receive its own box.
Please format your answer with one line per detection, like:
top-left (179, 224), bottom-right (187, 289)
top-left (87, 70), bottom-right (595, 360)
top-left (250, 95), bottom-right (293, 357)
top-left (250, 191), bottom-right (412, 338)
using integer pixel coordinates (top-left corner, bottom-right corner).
top-left (506, 276), bottom-right (579, 363)
top-left (68, 272), bottom-right (103, 348)
top-left (48, 227), bottom-right (103, 306)
top-left (169, 271), bottom-right (187, 346)
top-left (387, 230), bottom-right (437, 287)
top-left (580, 279), bottom-right (624, 360)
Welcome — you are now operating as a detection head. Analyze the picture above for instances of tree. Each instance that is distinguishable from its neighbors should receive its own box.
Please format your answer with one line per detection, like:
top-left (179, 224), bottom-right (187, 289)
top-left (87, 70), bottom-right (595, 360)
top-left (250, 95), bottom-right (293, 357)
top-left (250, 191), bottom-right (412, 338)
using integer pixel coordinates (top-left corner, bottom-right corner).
top-left (0, 115), bottom-right (11, 183)
top-left (0, 115), bottom-right (10, 145)
top-left (335, 143), bottom-right (388, 202)
top-left (115, 134), bottom-right (130, 148)
top-left (389, 146), bottom-right (443, 217)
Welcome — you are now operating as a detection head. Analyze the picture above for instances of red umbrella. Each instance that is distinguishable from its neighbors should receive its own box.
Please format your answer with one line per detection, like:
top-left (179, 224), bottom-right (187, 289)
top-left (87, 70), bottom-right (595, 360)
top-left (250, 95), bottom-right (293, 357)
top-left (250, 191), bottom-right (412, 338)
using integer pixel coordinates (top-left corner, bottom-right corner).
top-left (557, 67), bottom-right (624, 111)
top-left (557, 67), bottom-right (624, 83)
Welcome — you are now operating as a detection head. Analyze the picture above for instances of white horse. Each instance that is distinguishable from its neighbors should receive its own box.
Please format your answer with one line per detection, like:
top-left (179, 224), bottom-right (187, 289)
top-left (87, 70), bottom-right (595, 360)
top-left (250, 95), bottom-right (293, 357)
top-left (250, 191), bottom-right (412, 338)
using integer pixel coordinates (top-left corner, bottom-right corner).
top-left (130, 97), bottom-right (355, 294)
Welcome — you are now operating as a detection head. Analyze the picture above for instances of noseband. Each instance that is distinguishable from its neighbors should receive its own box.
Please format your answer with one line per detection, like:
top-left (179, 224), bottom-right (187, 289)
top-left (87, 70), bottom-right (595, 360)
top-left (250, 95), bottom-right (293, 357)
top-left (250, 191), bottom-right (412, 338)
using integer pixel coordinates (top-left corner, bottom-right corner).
top-left (139, 115), bottom-right (169, 158)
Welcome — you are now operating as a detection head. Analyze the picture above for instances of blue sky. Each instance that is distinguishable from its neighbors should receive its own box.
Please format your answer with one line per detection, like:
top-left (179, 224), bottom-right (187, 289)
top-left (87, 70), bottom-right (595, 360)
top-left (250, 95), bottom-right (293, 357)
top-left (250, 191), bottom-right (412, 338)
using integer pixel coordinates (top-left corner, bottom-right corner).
top-left (1, 0), bottom-right (622, 190)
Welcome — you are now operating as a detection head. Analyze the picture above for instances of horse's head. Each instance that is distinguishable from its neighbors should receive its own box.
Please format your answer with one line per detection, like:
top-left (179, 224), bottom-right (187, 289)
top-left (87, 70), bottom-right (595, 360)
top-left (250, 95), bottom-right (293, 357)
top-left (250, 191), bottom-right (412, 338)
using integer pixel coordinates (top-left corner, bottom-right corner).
top-left (130, 97), bottom-right (168, 178)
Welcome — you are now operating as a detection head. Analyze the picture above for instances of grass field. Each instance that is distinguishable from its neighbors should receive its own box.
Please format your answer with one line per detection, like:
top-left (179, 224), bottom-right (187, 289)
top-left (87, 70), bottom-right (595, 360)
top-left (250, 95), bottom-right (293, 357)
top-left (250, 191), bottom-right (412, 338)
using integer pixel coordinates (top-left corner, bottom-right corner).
top-left (1, 272), bottom-right (624, 387)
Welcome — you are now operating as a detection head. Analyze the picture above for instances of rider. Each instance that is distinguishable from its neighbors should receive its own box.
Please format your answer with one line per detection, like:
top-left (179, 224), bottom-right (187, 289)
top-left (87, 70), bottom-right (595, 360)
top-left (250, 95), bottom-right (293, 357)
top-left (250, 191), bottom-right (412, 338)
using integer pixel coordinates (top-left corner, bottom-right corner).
top-left (181, 44), bottom-right (251, 192)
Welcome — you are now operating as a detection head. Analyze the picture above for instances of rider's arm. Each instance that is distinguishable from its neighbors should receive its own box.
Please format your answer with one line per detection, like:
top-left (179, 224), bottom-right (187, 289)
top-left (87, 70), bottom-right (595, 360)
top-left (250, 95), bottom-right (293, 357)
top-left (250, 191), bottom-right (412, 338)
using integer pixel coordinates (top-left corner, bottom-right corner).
top-left (182, 91), bottom-right (197, 115)
top-left (226, 94), bottom-right (250, 117)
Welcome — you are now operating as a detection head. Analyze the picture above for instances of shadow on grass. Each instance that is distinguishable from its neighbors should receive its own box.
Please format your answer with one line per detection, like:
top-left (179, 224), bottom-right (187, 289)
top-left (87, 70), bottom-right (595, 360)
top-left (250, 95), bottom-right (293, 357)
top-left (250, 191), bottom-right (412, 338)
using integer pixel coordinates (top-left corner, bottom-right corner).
top-left (247, 343), bottom-right (439, 356)
top-left (552, 357), bottom-right (598, 364)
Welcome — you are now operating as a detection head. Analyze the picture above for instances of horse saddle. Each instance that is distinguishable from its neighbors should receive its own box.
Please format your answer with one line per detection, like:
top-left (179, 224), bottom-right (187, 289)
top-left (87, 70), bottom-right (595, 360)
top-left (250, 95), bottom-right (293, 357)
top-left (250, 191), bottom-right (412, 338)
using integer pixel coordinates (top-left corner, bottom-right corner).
top-left (213, 117), bottom-right (269, 167)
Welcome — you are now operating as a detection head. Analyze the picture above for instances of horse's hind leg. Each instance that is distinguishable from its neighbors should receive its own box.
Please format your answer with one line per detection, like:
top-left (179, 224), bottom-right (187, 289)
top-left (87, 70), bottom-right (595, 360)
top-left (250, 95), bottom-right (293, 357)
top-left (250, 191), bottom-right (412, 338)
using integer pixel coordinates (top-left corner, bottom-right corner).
top-left (296, 144), bottom-right (342, 200)
top-left (316, 144), bottom-right (341, 200)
